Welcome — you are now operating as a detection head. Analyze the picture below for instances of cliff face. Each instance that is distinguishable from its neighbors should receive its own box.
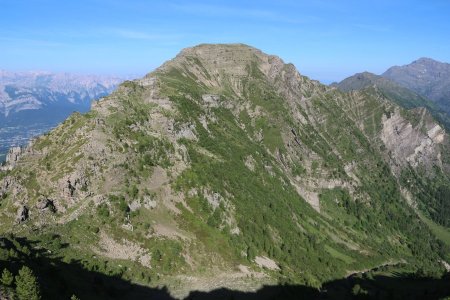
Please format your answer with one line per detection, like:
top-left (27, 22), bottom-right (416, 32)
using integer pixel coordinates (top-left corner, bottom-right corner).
top-left (0, 44), bottom-right (448, 296)
top-left (381, 108), bottom-right (446, 172)
top-left (333, 70), bottom-right (450, 177)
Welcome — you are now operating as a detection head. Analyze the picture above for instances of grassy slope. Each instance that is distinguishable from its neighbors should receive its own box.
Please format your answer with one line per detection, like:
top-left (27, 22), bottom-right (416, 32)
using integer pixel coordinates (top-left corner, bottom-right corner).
top-left (419, 211), bottom-right (450, 248)
top-left (156, 52), bottom-right (447, 284)
top-left (0, 45), bottom-right (448, 298)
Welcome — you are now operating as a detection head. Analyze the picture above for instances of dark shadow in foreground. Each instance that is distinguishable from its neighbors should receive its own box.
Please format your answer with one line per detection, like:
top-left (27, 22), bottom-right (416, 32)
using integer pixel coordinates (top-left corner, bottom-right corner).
top-left (185, 273), bottom-right (450, 300)
top-left (0, 236), bottom-right (449, 300)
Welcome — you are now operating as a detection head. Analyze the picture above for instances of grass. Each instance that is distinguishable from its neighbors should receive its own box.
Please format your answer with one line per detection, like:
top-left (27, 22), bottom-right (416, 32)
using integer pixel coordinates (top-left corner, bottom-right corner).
top-left (324, 245), bottom-right (356, 264)
top-left (418, 211), bottom-right (450, 248)
top-left (255, 117), bottom-right (285, 152)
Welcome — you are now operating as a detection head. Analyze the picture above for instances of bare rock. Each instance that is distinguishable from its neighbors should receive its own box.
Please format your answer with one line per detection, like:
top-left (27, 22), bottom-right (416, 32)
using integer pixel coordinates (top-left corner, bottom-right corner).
top-left (205, 191), bottom-right (222, 210)
top-left (16, 205), bottom-right (29, 223)
top-left (0, 176), bottom-right (22, 199)
top-left (128, 200), bottom-right (141, 212)
top-left (176, 123), bottom-right (198, 141)
top-left (36, 198), bottom-right (56, 213)
top-left (67, 179), bottom-right (76, 197)
top-left (201, 94), bottom-right (220, 107)
top-left (381, 108), bottom-right (445, 174)
top-left (6, 146), bottom-right (23, 164)
top-left (143, 195), bottom-right (157, 209)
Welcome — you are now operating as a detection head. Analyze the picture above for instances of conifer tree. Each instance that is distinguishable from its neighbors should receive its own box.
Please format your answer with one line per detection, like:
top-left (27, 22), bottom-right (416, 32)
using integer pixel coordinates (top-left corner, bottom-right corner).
top-left (15, 266), bottom-right (41, 300)
top-left (1, 268), bottom-right (14, 286)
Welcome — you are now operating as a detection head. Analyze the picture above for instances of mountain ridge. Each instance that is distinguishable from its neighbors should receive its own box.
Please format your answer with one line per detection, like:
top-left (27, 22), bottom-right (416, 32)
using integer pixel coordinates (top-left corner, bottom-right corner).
top-left (0, 70), bottom-right (123, 117)
top-left (0, 70), bottom-right (124, 163)
top-left (0, 44), bottom-right (449, 298)
top-left (382, 57), bottom-right (450, 114)
top-left (333, 68), bottom-right (450, 131)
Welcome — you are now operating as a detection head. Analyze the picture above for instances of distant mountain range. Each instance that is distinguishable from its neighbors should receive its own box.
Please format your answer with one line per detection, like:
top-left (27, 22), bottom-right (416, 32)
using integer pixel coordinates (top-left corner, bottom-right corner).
top-left (0, 71), bottom-right (124, 161)
top-left (333, 58), bottom-right (450, 130)
top-left (0, 70), bottom-right (123, 118)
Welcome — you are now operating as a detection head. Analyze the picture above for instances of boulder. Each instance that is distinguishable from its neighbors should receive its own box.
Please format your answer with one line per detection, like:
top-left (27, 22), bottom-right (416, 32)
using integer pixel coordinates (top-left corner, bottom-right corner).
top-left (16, 206), bottom-right (29, 223)
top-left (36, 198), bottom-right (56, 212)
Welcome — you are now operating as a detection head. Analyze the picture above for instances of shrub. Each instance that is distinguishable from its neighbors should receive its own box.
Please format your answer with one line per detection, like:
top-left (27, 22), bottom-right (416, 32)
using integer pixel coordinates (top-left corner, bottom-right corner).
top-left (97, 203), bottom-right (110, 218)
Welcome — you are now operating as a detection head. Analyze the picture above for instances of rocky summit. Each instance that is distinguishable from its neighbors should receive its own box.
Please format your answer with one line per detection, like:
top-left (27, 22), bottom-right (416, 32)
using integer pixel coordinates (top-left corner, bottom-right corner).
top-left (0, 44), bottom-right (449, 299)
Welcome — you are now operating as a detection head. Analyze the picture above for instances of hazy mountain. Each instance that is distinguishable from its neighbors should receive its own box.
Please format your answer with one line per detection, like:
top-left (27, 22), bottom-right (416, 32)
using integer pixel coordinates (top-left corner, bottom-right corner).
top-left (0, 71), bottom-right (123, 162)
top-left (0, 70), bottom-right (122, 117)
top-left (0, 44), bottom-right (449, 299)
top-left (383, 57), bottom-right (450, 114)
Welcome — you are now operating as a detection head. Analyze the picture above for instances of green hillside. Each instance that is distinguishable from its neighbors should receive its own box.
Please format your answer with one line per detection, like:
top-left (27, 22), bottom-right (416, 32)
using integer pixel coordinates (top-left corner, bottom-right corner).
top-left (0, 44), bottom-right (449, 299)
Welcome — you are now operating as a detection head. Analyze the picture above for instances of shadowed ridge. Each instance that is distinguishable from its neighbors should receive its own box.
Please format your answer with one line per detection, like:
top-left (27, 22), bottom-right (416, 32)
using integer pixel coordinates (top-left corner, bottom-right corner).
top-left (0, 236), bottom-right (174, 300)
top-left (185, 285), bottom-right (319, 300)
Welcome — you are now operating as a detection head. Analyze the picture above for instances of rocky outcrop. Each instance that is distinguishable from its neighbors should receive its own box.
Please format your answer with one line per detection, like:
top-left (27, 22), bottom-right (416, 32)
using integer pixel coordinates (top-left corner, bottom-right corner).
top-left (36, 198), bottom-right (56, 213)
top-left (67, 180), bottom-right (76, 197)
top-left (16, 205), bottom-right (28, 223)
top-left (175, 123), bottom-right (198, 141)
top-left (201, 94), bottom-right (221, 107)
top-left (63, 173), bottom-right (90, 199)
top-left (0, 178), bottom-right (10, 199)
top-left (0, 176), bottom-right (22, 199)
top-left (1, 139), bottom-right (35, 171)
top-left (5, 146), bottom-right (23, 165)
top-left (381, 108), bottom-right (446, 174)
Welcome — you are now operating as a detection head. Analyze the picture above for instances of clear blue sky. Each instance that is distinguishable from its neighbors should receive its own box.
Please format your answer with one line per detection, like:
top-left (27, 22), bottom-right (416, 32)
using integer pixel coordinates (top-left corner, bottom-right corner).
top-left (1, 0), bottom-right (450, 83)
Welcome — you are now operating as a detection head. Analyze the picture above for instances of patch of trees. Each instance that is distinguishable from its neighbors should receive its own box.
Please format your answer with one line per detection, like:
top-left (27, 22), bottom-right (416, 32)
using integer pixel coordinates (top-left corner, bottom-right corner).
top-left (1, 266), bottom-right (41, 300)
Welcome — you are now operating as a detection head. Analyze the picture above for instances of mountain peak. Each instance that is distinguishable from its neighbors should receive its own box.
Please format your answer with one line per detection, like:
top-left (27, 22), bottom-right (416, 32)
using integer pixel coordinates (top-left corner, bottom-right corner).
top-left (354, 71), bottom-right (378, 79)
top-left (151, 43), bottom-right (303, 97)
top-left (179, 43), bottom-right (260, 54)
top-left (382, 56), bottom-right (450, 109)
top-left (413, 57), bottom-right (441, 65)
top-left (331, 71), bottom-right (381, 92)
top-left (159, 43), bottom-right (286, 77)
top-left (409, 57), bottom-right (450, 69)
top-left (176, 43), bottom-right (268, 59)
